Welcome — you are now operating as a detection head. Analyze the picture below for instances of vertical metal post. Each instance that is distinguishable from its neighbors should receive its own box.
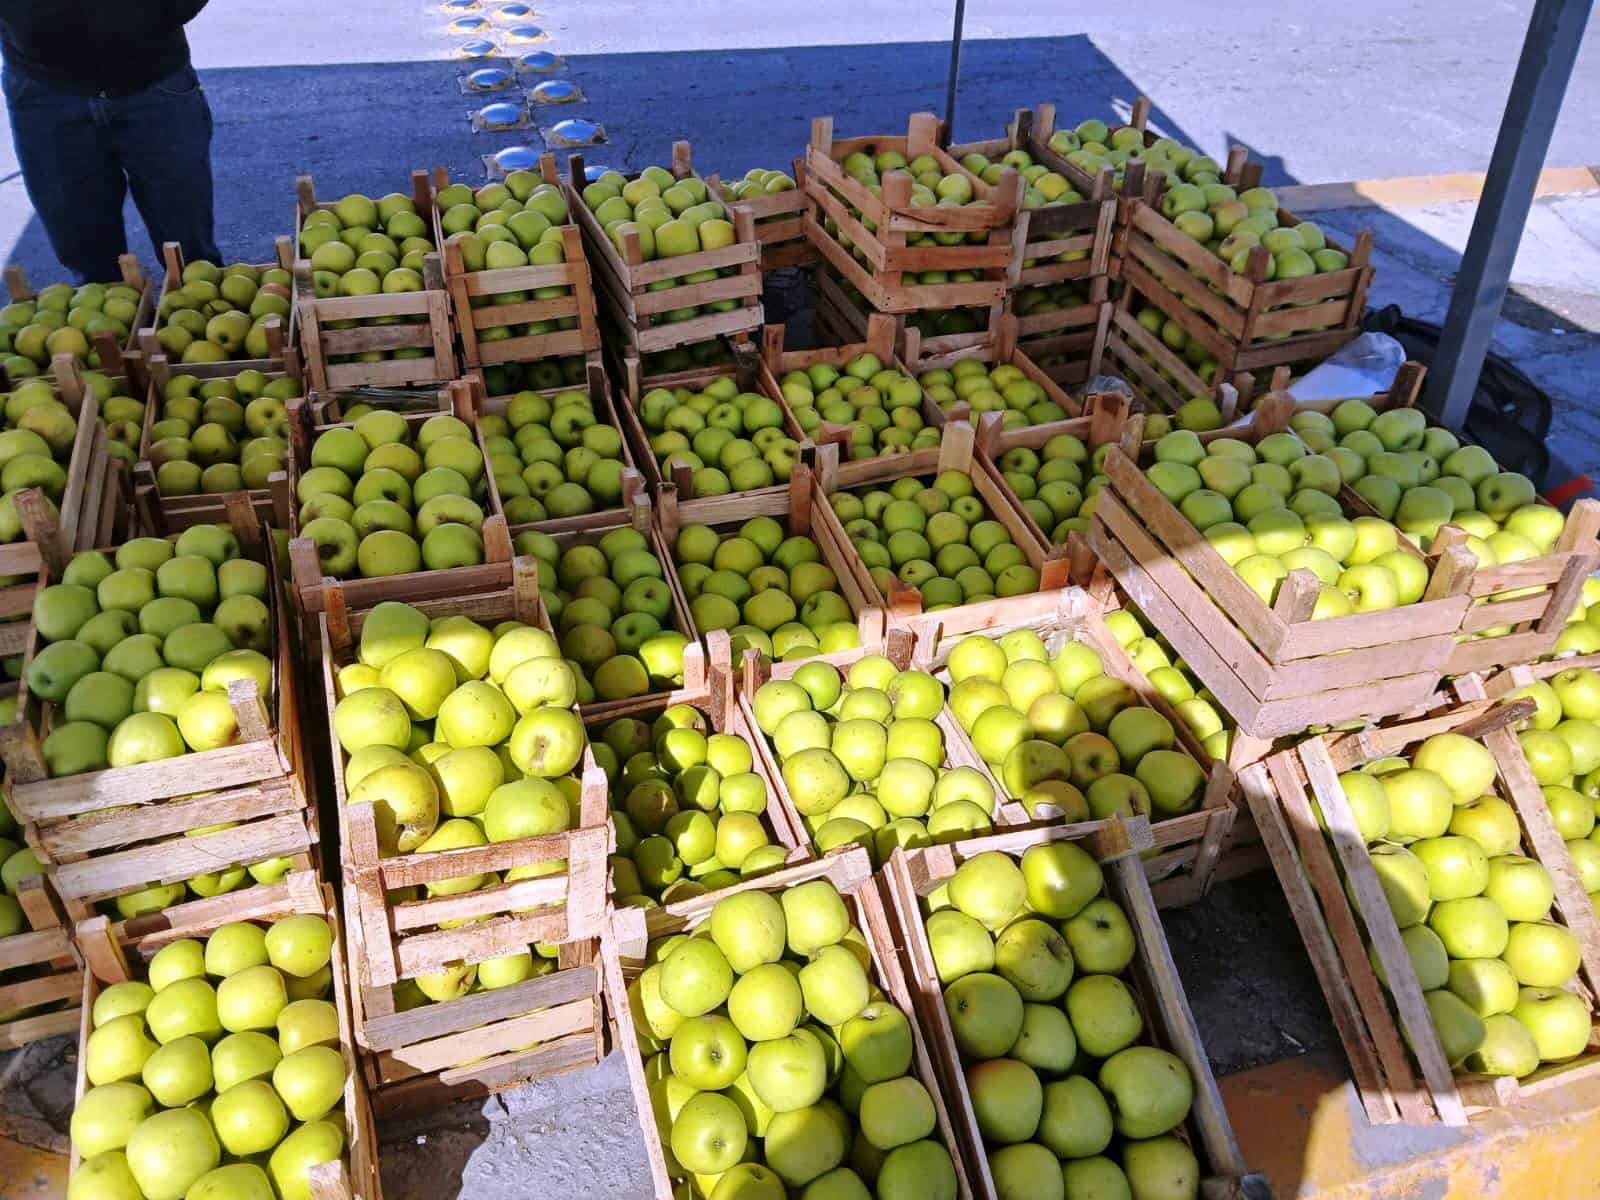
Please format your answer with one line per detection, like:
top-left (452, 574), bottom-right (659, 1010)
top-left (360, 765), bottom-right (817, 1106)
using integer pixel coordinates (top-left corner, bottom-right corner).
top-left (944, 0), bottom-right (967, 132)
top-left (1429, 0), bottom-right (1593, 428)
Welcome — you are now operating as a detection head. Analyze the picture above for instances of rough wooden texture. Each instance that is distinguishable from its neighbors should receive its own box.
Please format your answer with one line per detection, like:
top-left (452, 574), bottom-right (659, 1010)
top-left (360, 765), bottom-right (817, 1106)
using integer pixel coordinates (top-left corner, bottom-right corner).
top-left (562, 146), bottom-right (764, 355)
top-left (878, 820), bottom-right (1256, 1200)
top-left (1253, 698), bottom-right (1600, 1126)
top-left (435, 157), bottom-right (602, 368)
top-left (0, 874), bottom-right (82, 1050)
top-left (69, 875), bottom-right (382, 1199)
top-left (602, 846), bottom-right (975, 1200)
top-left (293, 170), bottom-right (457, 391)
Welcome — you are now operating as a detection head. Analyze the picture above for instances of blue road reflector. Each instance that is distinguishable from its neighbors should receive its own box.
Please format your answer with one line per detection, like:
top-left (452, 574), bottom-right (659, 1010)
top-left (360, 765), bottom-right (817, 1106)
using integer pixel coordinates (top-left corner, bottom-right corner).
top-left (492, 145), bottom-right (545, 171)
top-left (440, 0), bottom-right (478, 10)
top-left (495, 2), bottom-right (536, 17)
top-left (476, 101), bottom-right (527, 129)
top-left (505, 24), bottom-right (547, 43)
top-left (465, 67), bottom-right (514, 91)
top-left (448, 15), bottom-right (490, 31)
top-left (515, 50), bottom-right (563, 72)
top-left (545, 118), bottom-right (605, 147)
top-left (530, 80), bottom-right (580, 104)
top-left (456, 39), bottom-right (499, 57)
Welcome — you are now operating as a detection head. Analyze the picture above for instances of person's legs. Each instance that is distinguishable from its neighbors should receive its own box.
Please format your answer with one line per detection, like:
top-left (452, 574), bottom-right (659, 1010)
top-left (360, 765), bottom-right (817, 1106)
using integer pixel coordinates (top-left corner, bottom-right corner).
top-left (110, 64), bottom-right (220, 266)
top-left (2, 69), bottom-right (129, 283)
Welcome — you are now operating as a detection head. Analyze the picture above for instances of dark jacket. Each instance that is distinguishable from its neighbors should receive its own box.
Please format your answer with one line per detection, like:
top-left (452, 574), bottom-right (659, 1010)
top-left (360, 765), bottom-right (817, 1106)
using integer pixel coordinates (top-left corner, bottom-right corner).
top-left (0, 1), bottom-right (209, 97)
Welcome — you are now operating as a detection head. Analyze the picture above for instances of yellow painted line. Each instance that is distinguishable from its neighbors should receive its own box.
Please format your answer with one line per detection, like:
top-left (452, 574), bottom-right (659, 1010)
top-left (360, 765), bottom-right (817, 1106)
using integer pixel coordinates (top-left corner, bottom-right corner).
top-left (1278, 166), bottom-right (1600, 213)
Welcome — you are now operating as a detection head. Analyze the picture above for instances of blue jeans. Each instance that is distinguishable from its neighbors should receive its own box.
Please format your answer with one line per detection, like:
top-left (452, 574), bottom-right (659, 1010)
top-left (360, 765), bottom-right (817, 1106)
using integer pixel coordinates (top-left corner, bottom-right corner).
top-left (3, 63), bottom-right (220, 283)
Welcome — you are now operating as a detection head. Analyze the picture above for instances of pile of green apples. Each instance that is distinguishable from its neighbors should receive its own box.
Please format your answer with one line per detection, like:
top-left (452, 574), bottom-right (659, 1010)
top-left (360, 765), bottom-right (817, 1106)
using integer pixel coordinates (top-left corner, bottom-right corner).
top-left (482, 385), bottom-right (629, 524)
top-left (0, 378), bottom-right (85, 538)
top-left (297, 410), bottom-right (493, 579)
top-left (827, 148), bottom-right (993, 288)
top-left (581, 166), bottom-right (744, 321)
top-left (1336, 728), bottom-right (1590, 1077)
top-left (1500, 668), bottom-right (1600, 916)
top-left (70, 910), bottom-right (347, 1200)
top-left (600, 703), bottom-right (787, 906)
top-left (944, 629), bottom-right (1207, 823)
top-left (923, 842), bottom-right (1202, 1199)
top-left (0, 278), bottom-right (140, 378)
top-left (719, 167), bottom-right (797, 202)
top-left (152, 258), bottom-right (294, 364)
top-left (476, 350), bottom-right (590, 400)
top-left (512, 525), bottom-right (690, 702)
top-left (1046, 117), bottom-right (1211, 195)
top-left (628, 879), bottom-right (962, 1198)
top-left (672, 516), bottom-right (861, 663)
top-left (1292, 401), bottom-right (1564, 625)
top-left (299, 191), bottom-right (434, 298)
top-left (437, 175), bottom-right (582, 346)
top-left (1548, 578), bottom-right (1600, 660)
top-left (750, 653), bottom-right (999, 860)
top-left (637, 374), bottom-right (800, 495)
top-left (148, 369), bottom-right (299, 497)
top-left (957, 146), bottom-right (1088, 226)
top-left (832, 471), bottom-right (1041, 609)
top-left (1158, 180), bottom-right (1349, 284)
top-left (917, 356), bottom-right (1068, 432)
top-left (1146, 427), bottom-right (1436, 619)
top-left (776, 350), bottom-right (938, 460)
top-left (28, 526), bottom-right (273, 772)
top-left (1099, 606), bottom-right (1239, 763)
top-left (992, 435), bottom-right (1097, 546)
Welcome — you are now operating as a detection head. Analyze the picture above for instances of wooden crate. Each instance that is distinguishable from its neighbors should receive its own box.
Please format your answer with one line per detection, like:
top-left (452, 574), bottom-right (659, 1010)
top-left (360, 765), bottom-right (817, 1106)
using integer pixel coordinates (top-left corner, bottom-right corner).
top-left (601, 846), bottom-right (975, 1200)
top-left (902, 317), bottom-right (1085, 426)
top-left (69, 872), bottom-right (382, 1199)
top-left (1245, 697), bottom-right (1600, 1126)
top-left (435, 157), bottom-right (602, 369)
top-left (1011, 274), bottom-right (1113, 390)
top-left (0, 874), bottom-right (82, 1049)
top-left (606, 332), bottom-right (760, 409)
top-left (132, 349), bottom-right (302, 534)
top-left (947, 105), bottom-right (1120, 287)
top-left (458, 354), bottom-right (649, 537)
top-left (1116, 161), bottom-right (1375, 386)
top-left (654, 460), bottom-right (888, 664)
top-left (803, 113), bottom-right (1021, 316)
top-left (812, 261), bottom-right (997, 369)
top-left (2, 253), bottom-right (154, 362)
top-left (0, 500), bottom-right (314, 920)
top-left (317, 604), bottom-right (611, 1115)
top-left (710, 158), bottom-right (816, 272)
top-left (280, 379), bottom-right (513, 625)
top-left (563, 146), bottom-right (765, 356)
top-left (604, 339), bottom-right (809, 503)
top-left (807, 420), bottom-right (1066, 627)
top-left (580, 628), bottom-right (811, 897)
top-left (1100, 299), bottom-right (1247, 416)
top-left (758, 311), bottom-right (946, 445)
top-left (880, 822), bottom-right (1259, 1199)
top-left (293, 171), bottom-right (457, 392)
top-left (901, 585), bottom-right (1239, 904)
top-left (1086, 398), bottom-right (1484, 738)
top-left (142, 238), bottom-right (297, 377)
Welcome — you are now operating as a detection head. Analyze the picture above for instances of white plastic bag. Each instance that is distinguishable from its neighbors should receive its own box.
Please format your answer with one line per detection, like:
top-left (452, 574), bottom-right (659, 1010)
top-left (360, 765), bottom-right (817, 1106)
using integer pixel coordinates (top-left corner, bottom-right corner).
top-left (1286, 333), bottom-right (1407, 401)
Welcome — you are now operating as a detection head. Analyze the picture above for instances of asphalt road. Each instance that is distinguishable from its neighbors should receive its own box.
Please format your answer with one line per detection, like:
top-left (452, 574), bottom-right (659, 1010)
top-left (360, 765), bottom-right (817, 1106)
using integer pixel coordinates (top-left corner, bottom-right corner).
top-left (0, 1), bottom-right (1596, 273)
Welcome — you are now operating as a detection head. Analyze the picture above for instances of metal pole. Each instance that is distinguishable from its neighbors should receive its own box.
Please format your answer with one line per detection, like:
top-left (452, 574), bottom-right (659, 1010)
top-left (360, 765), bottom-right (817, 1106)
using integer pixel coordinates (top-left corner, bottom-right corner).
top-left (1429, 0), bottom-right (1593, 428)
top-left (945, 0), bottom-right (966, 132)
